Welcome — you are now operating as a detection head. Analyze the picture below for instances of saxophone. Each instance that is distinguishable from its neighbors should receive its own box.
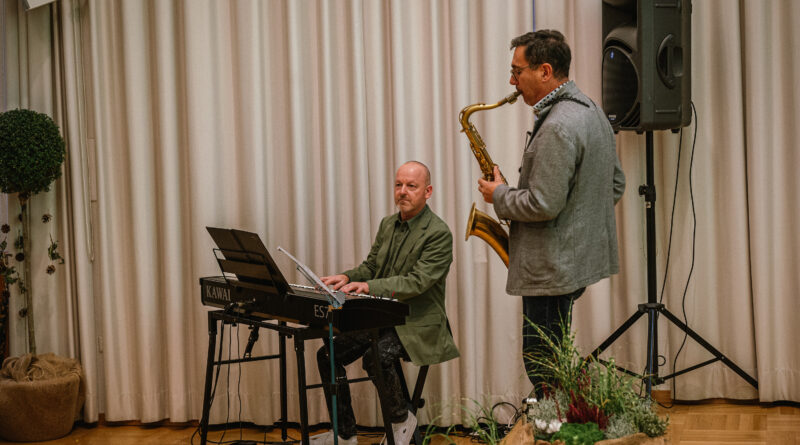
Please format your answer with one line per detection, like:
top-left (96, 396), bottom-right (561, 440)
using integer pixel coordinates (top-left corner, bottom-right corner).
top-left (459, 91), bottom-right (520, 267)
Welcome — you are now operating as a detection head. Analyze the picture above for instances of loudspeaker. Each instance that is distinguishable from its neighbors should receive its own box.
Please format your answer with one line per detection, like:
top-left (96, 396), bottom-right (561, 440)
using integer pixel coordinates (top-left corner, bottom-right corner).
top-left (602, 0), bottom-right (692, 132)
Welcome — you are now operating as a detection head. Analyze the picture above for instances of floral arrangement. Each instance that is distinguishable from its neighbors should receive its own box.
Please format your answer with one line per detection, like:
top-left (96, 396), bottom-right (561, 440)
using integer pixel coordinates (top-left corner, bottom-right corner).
top-left (420, 319), bottom-right (668, 445)
top-left (523, 318), bottom-right (669, 443)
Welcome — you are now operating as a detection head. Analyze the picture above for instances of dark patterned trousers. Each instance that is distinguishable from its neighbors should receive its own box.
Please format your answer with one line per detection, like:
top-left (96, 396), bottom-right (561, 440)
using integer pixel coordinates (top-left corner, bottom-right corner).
top-left (522, 287), bottom-right (585, 398)
top-left (316, 327), bottom-right (410, 439)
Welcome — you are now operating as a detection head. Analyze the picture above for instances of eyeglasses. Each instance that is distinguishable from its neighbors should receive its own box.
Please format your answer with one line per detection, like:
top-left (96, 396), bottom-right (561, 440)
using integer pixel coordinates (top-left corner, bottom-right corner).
top-left (510, 64), bottom-right (536, 81)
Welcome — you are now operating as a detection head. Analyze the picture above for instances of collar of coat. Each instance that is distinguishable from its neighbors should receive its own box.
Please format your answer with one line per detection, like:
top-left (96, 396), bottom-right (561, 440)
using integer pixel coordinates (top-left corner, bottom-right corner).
top-left (533, 79), bottom-right (575, 117)
top-left (393, 203), bottom-right (432, 230)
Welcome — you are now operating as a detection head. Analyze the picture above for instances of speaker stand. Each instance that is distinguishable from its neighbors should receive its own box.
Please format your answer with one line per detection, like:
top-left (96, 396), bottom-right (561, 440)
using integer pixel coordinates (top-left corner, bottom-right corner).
top-left (589, 131), bottom-right (758, 396)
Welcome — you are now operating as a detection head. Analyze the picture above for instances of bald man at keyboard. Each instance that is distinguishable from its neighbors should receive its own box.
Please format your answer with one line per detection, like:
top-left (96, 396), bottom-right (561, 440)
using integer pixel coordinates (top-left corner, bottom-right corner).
top-left (313, 161), bottom-right (459, 445)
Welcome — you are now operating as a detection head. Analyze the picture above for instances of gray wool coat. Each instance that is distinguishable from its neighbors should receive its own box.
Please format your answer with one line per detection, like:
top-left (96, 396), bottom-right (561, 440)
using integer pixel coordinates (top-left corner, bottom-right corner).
top-left (493, 81), bottom-right (625, 296)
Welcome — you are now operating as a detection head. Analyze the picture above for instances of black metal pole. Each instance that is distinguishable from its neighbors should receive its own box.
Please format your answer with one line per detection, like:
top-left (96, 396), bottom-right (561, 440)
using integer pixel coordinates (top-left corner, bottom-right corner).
top-left (644, 131), bottom-right (657, 305)
top-left (279, 323), bottom-right (288, 442)
top-left (644, 131), bottom-right (659, 394)
top-left (295, 336), bottom-right (311, 444)
top-left (200, 314), bottom-right (218, 445)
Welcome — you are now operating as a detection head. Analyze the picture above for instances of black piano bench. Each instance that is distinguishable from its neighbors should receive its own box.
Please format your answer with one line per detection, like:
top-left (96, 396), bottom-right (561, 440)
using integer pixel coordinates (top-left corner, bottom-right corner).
top-left (393, 360), bottom-right (430, 445)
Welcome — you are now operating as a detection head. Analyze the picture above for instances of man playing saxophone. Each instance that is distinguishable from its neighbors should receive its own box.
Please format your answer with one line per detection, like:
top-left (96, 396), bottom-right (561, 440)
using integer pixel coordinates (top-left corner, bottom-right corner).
top-left (477, 30), bottom-right (626, 397)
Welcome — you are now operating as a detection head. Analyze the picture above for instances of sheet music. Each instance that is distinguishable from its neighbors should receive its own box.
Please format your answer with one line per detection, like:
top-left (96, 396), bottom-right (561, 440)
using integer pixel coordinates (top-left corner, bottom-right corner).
top-left (276, 246), bottom-right (346, 307)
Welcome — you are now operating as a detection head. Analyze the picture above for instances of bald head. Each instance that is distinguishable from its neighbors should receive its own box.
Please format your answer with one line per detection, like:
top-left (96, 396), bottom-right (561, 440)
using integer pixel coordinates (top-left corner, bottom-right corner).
top-left (394, 161), bottom-right (433, 220)
top-left (400, 161), bottom-right (431, 186)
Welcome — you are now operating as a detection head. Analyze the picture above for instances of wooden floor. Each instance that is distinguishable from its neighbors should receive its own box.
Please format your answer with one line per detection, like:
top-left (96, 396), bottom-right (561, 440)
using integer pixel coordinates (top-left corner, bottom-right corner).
top-left (1, 401), bottom-right (798, 445)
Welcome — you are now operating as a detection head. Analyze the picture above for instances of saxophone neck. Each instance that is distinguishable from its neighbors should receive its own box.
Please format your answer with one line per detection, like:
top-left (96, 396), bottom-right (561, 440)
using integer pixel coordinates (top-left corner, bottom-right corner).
top-left (459, 91), bottom-right (521, 123)
top-left (459, 91), bottom-right (520, 183)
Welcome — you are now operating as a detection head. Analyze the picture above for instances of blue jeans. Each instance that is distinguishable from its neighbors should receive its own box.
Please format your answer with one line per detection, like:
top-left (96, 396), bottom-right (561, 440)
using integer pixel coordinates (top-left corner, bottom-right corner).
top-left (522, 287), bottom-right (585, 397)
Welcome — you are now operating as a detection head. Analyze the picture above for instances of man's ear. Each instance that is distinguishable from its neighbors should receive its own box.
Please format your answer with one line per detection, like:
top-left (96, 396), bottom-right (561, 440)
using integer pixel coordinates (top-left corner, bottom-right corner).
top-left (540, 63), bottom-right (554, 80)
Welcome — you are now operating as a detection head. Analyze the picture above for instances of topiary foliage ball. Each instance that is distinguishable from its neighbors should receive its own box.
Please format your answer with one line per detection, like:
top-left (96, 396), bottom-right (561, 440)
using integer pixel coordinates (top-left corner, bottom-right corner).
top-left (0, 109), bottom-right (66, 196)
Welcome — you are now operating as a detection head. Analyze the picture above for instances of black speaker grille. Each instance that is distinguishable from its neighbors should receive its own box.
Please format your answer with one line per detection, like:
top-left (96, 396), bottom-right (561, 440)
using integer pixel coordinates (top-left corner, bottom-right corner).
top-left (617, 103), bottom-right (640, 129)
top-left (602, 45), bottom-right (639, 129)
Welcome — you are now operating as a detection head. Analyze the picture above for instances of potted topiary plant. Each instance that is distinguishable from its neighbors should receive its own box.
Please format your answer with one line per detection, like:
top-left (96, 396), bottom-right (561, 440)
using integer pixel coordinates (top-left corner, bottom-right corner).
top-left (0, 108), bottom-right (66, 355)
top-left (0, 109), bottom-right (83, 442)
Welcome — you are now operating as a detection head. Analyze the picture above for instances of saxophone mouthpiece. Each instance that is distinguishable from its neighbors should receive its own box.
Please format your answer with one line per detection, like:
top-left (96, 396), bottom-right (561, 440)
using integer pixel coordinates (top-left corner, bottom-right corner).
top-left (506, 91), bottom-right (522, 104)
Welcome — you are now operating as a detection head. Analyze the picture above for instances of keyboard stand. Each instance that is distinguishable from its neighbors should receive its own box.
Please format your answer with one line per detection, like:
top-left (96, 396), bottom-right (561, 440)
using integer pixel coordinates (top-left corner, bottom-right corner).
top-left (199, 310), bottom-right (399, 445)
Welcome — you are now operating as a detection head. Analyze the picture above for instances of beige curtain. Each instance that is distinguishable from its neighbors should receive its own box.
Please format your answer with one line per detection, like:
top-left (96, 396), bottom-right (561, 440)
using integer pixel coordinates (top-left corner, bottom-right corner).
top-left (740, 0), bottom-right (800, 402)
top-left (2, 0), bottom-right (797, 428)
top-left (70, 0), bottom-right (534, 425)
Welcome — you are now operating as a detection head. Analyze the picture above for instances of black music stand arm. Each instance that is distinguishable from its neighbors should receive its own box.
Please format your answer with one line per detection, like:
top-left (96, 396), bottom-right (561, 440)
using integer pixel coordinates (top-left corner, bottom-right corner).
top-left (328, 320), bottom-right (340, 445)
top-left (277, 246), bottom-right (345, 308)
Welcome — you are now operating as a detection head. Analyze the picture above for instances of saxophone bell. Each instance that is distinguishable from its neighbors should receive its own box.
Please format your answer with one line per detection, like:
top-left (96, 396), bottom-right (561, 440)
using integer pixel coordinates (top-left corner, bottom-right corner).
top-left (466, 203), bottom-right (509, 267)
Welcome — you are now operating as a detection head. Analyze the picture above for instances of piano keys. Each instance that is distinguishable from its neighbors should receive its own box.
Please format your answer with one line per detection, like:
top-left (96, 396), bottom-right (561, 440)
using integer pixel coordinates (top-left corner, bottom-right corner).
top-left (200, 276), bottom-right (408, 332)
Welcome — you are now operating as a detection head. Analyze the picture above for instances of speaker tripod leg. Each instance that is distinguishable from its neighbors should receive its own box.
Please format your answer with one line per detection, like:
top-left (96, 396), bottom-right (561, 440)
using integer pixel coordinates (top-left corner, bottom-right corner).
top-left (589, 307), bottom-right (646, 359)
top-left (657, 307), bottom-right (758, 389)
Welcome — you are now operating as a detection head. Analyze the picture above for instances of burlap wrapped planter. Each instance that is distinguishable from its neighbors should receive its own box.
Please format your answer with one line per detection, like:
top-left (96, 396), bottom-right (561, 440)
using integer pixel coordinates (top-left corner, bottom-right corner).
top-left (0, 354), bottom-right (84, 442)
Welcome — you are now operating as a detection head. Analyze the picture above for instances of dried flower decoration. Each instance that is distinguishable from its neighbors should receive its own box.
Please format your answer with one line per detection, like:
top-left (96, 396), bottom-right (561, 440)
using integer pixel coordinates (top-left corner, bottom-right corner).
top-left (15, 252), bottom-right (24, 262)
top-left (42, 213), bottom-right (52, 223)
top-left (48, 235), bottom-right (64, 264)
top-left (46, 265), bottom-right (56, 275)
top-left (0, 236), bottom-right (19, 285)
top-left (1, 224), bottom-right (9, 233)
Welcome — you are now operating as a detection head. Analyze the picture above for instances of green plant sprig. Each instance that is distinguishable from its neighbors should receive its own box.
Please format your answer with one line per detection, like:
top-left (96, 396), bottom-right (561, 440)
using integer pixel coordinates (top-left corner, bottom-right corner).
top-left (523, 315), bottom-right (669, 440)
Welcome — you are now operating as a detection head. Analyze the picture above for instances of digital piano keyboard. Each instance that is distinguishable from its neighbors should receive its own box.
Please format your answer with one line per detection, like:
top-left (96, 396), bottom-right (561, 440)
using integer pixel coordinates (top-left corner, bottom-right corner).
top-left (200, 276), bottom-right (409, 332)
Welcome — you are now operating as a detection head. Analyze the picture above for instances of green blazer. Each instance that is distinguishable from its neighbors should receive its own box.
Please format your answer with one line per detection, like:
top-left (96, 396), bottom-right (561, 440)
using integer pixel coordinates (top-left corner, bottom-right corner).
top-left (343, 205), bottom-right (460, 366)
